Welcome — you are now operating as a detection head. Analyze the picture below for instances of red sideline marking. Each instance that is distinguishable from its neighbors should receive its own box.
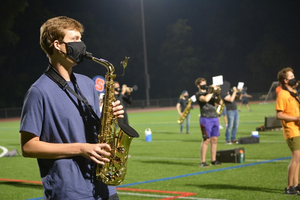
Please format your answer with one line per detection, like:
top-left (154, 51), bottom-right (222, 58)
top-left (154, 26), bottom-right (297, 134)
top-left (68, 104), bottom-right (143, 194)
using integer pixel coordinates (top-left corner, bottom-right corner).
top-left (0, 117), bottom-right (20, 122)
top-left (0, 178), bottom-right (197, 200)
top-left (0, 178), bottom-right (42, 185)
top-left (117, 187), bottom-right (197, 200)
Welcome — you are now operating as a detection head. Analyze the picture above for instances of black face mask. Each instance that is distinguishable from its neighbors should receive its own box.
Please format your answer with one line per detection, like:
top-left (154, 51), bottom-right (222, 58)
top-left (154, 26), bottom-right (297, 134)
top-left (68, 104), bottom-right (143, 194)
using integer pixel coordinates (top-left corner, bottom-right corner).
top-left (115, 87), bottom-right (121, 92)
top-left (288, 78), bottom-right (298, 87)
top-left (184, 95), bottom-right (189, 98)
top-left (60, 41), bottom-right (87, 64)
top-left (200, 85), bottom-right (208, 90)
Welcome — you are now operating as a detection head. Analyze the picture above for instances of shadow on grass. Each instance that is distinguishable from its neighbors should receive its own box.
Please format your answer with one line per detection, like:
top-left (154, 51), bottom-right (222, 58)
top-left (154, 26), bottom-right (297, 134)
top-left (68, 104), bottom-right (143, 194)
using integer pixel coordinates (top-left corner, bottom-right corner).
top-left (156, 131), bottom-right (178, 134)
top-left (139, 160), bottom-right (195, 166)
top-left (260, 132), bottom-right (282, 136)
top-left (189, 183), bottom-right (282, 194)
top-left (0, 182), bottom-right (43, 189)
top-left (181, 139), bottom-right (201, 143)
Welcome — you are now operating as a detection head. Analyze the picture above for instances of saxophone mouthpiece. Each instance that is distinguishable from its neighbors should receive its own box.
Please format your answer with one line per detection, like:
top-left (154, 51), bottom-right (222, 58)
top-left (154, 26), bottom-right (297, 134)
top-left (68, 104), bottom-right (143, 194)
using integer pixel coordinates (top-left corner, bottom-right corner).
top-left (85, 51), bottom-right (93, 60)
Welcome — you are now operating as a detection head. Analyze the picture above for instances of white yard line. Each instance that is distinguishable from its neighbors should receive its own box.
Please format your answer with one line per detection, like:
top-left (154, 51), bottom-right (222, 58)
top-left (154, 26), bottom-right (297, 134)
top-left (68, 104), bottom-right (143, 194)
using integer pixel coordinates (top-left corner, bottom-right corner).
top-left (0, 146), bottom-right (8, 157)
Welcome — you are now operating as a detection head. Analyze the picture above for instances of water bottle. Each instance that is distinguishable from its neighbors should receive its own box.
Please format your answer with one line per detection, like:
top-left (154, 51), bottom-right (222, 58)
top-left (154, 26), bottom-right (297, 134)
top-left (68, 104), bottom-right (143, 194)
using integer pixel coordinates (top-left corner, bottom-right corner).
top-left (239, 150), bottom-right (244, 163)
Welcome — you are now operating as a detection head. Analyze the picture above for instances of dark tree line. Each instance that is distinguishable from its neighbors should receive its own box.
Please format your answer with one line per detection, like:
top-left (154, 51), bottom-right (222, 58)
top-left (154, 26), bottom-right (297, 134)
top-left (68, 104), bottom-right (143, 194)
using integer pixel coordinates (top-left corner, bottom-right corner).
top-left (1, 0), bottom-right (300, 108)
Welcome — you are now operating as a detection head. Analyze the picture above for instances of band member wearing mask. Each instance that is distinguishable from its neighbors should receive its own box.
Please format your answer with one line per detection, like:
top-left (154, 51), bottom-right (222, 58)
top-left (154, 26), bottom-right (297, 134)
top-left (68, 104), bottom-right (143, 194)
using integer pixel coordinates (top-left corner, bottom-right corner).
top-left (221, 81), bottom-right (239, 145)
top-left (19, 16), bottom-right (124, 200)
top-left (114, 81), bottom-right (132, 125)
top-left (276, 67), bottom-right (300, 195)
top-left (195, 78), bottom-right (222, 167)
top-left (176, 90), bottom-right (192, 134)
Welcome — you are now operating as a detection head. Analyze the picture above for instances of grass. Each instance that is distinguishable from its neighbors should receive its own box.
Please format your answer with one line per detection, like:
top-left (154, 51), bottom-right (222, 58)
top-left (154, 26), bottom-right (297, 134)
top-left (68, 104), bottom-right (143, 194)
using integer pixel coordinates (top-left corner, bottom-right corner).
top-left (0, 102), bottom-right (296, 200)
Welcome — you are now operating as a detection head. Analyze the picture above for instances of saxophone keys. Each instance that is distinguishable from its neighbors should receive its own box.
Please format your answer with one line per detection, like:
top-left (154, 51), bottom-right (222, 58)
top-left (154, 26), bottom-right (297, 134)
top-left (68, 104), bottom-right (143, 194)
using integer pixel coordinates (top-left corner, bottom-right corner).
top-left (117, 146), bottom-right (125, 154)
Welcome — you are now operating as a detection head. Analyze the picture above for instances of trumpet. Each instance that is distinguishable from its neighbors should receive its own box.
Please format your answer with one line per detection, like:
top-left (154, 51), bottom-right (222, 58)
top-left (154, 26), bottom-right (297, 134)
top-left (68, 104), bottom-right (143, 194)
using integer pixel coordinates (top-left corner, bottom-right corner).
top-left (127, 85), bottom-right (138, 92)
top-left (208, 85), bottom-right (221, 95)
top-left (230, 87), bottom-right (242, 99)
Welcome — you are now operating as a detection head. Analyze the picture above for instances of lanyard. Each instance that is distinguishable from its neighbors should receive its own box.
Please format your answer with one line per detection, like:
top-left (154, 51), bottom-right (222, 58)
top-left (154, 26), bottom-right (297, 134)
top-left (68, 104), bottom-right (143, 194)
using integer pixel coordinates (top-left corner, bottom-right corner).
top-left (44, 65), bottom-right (100, 122)
top-left (282, 87), bottom-right (300, 104)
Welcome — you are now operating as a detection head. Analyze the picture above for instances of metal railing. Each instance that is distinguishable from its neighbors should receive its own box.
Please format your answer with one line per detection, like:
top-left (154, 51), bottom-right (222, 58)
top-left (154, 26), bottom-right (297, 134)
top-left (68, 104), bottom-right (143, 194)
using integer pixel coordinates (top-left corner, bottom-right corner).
top-left (0, 108), bottom-right (22, 119)
top-left (0, 92), bottom-right (269, 119)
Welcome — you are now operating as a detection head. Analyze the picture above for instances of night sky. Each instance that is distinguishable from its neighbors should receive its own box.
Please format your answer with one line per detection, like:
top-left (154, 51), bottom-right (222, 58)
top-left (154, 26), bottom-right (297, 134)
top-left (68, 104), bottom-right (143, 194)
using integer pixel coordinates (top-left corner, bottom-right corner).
top-left (1, 0), bottom-right (300, 107)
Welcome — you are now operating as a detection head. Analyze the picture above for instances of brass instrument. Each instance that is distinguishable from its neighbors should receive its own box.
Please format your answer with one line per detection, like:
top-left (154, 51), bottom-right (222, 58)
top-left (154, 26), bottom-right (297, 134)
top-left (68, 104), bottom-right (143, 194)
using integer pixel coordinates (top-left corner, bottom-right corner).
top-left (177, 98), bottom-right (192, 124)
top-left (214, 86), bottom-right (225, 115)
top-left (85, 52), bottom-right (139, 186)
top-left (127, 85), bottom-right (138, 92)
top-left (216, 103), bottom-right (225, 115)
top-left (208, 85), bottom-right (220, 94)
top-left (231, 88), bottom-right (242, 100)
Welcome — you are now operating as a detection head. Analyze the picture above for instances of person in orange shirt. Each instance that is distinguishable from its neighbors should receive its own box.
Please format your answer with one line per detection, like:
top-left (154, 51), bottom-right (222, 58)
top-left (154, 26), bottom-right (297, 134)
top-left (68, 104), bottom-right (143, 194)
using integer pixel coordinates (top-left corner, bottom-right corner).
top-left (276, 83), bottom-right (282, 95)
top-left (276, 67), bottom-right (300, 195)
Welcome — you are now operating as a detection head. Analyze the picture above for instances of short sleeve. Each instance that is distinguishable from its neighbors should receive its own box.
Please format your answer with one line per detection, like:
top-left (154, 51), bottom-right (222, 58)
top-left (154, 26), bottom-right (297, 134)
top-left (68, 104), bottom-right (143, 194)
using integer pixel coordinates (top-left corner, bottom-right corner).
top-left (275, 92), bottom-right (285, 112)
top-left (20, 86), bottom-right (44, 137)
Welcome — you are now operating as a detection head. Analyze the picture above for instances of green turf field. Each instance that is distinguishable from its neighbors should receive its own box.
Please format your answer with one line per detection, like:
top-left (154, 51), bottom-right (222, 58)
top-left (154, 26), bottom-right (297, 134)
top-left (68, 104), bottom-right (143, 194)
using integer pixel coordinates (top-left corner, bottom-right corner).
top-left (0, 102), bottom-right (296, 200)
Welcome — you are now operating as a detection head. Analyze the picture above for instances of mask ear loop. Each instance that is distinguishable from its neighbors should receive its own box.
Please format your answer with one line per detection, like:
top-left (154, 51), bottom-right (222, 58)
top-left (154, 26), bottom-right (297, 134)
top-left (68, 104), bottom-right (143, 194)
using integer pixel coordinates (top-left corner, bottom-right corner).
top-left (57, 41), bottom-right (68, 55)
top-left (56, 41), bottom-right (78, 63)
top-left (52, 40), bottom-right (68, 61)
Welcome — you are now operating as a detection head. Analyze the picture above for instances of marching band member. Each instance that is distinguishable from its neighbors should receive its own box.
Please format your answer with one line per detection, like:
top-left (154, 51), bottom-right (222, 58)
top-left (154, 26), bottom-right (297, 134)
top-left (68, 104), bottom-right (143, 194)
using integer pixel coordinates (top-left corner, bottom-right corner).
top-left (276, 67), bottom-right (300, 195)
top-left (195, 77), bottom-right (222, 167)
top-left (176, 90), bottom-right (192, 134)
top-left (20, 16), bottom-right (123, 200)
top-left (221, 81), bottom-right (240, 145)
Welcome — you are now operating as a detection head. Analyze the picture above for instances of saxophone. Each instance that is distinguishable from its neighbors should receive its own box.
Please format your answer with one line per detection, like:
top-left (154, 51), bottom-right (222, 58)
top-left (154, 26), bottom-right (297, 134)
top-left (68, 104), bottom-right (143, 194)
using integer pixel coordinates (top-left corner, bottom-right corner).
top-left (177, 98), bottom-right (192, 124)
top-left (85, 52), bottom-right (139, 186)
top-left (216, 103), bottom-right (225, 115)
top-left (215, 87), bottom-right (225, 115)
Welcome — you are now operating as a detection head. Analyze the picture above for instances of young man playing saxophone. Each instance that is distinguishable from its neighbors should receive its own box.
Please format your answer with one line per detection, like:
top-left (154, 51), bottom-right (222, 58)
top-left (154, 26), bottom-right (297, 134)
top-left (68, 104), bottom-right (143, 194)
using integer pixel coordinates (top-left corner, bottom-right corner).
top-left (20, 16), bottom-right (123, 200)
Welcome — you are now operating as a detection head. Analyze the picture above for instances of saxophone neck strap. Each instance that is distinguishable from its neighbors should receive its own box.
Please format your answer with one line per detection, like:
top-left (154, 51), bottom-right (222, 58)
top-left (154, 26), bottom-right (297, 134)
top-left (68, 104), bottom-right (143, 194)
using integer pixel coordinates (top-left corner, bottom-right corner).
top-left (44, 65), bottom-right (100, 122)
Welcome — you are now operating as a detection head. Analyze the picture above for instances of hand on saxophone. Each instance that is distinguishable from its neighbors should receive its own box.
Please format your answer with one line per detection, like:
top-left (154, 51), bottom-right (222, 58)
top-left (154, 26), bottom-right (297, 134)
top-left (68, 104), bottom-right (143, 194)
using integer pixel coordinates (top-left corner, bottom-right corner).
top-left (81, 143), bottom-right (112, 165)
top-left (112, 100), bottom-right (124, 118)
